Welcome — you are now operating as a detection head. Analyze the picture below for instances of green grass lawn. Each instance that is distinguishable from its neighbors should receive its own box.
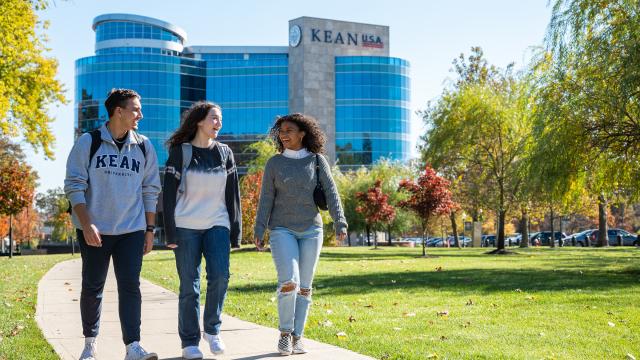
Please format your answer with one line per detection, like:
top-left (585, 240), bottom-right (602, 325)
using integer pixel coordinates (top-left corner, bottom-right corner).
top-left (142, 246), bottom-right (640, 360)
top-left (0, 254), bottom-right (72, 360)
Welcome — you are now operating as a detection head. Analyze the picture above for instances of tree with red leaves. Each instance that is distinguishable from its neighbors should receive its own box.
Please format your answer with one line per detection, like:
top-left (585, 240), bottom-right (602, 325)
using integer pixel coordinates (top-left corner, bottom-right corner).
top-left (356, 180), bottom-right (396, 249)
top-left (0, 157), bottom-right (37, 257)
top-left (240, 170), bottom-right (263, 244)
top-left (398, 166), bottom-right (456, 257)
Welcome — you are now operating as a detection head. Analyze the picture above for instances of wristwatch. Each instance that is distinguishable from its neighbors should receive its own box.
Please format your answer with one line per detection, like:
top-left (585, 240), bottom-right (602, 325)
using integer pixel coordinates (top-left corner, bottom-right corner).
top-left (146, 225), bottom-right (156, 234)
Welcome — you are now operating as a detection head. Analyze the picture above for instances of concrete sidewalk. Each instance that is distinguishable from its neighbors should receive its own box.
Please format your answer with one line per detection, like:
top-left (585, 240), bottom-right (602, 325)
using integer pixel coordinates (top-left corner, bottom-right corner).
top-left (36, 258), bottom-right (373, 360)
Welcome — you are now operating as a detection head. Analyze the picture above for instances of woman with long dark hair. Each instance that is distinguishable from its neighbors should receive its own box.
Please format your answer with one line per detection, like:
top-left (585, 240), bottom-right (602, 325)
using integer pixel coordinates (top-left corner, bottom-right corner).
top-left (254, 113), bottom-right (347, 355)
top-left (162, 101), bottom-right (241, 359)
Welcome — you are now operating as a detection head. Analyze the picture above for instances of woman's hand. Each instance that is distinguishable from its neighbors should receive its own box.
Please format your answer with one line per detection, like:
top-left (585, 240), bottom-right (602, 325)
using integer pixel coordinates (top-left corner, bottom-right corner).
top-left (254, 237), bottom-right (265, 251)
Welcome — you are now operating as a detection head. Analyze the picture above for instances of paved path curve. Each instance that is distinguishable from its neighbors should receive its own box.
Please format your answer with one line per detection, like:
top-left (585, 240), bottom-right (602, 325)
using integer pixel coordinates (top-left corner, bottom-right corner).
top-left (35, 258), bottom-right (373, 360)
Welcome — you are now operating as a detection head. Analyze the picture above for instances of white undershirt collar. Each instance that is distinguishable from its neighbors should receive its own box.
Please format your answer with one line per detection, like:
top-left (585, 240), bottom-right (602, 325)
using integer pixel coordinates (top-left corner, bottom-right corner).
top-left (282, 147), bottom-right (312, 159)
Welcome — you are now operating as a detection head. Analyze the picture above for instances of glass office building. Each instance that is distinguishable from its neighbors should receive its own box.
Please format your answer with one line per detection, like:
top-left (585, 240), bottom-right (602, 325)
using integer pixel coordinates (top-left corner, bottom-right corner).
top-left (75, 14), bottom-right (411, 171)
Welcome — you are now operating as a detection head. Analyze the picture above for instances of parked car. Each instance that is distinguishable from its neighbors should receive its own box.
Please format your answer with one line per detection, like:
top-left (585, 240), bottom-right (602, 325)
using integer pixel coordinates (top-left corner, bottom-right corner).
top-left (529, 231), bottom-right (566, 246)
top-left (426, 237), bottom-right (443, 247)
top-left (563, 229), bottom-right (595, 247)
top-left (588, 229), bottom-right (638, 246)
top-left (481, 235), bottom-right (497, 247)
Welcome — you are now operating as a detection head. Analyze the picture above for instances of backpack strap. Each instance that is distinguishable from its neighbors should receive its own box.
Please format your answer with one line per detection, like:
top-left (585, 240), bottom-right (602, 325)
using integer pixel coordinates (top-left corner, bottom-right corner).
top-left (88, 129), bottom-right (102, 162)
top-left (131, 131), bottom-right (147, 159)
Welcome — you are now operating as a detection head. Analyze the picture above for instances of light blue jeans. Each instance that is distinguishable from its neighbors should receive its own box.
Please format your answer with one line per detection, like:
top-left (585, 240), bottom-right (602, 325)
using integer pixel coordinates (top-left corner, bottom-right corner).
top-left (269, 225), bottom-right (323, 337)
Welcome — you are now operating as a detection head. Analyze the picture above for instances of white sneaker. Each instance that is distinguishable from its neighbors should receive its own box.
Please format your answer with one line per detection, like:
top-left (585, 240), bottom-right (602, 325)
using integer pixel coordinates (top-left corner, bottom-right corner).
top-left (292, 336), bottom-right (307, 354)
top-left (124, 341), bottom-right (158, 360)
top-left (181, 345), bottom-right (203, 359)
top-left (202, 332), bottom-right (225, 355)
top-left (79, 337), bottom-right (97, 360)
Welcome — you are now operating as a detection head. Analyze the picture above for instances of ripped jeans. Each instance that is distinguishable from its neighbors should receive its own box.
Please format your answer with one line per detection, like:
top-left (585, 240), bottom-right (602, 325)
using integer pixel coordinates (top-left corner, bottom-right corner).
top-left (269, 225), bottom-right (323, 337)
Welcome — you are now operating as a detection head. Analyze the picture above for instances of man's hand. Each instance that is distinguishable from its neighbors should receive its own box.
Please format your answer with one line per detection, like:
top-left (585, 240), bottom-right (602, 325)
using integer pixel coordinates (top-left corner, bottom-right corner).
top-left (144, 231), bottom-right (154, 255)
top-left (337, 229), bottom-right (347, 242)
top-left (254, 237), bottom-right (265, 252)
top-left (82, 224), bottom-right (102, 247)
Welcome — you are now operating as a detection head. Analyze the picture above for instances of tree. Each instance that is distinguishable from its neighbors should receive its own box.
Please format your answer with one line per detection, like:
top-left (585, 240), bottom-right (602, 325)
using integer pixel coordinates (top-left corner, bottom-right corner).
top-left (36, 187), bottom-right (73, 241)
top-left (240, 171), bottom-right (262, 244)
top-left (398, 166), bottom-right (456, 257)
top-left (421, 72), bottom-right (532, 253)
top-left (0, 0), bottom-right (67, 158)
top-left (244, 138), bottom-right (277, 173)
top-left (0, 154), bottom-right (37, 256)
top-left (355, 180), bottom-right (396, 249)
top-left (534, 0), bottom-right (640, 246)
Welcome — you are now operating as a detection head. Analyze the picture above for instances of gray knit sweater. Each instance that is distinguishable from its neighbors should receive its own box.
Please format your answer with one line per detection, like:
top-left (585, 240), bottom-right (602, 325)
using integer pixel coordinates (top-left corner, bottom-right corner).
top-left (254, 153), bottom-right (347, 240)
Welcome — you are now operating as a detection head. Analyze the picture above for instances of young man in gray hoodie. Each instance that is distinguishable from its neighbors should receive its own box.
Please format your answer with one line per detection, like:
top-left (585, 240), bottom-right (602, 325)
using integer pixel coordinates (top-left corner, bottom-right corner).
top-left (64, 88), bottom-right (161, 360)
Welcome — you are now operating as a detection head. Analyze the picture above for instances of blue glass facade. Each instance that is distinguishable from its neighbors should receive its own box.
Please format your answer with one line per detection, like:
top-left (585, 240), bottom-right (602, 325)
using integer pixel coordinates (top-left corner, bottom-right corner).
top-left (76, 14), bottom-right (411, 174)
top-left (203, 53), bottom-right (288, 172)
top-left (335, 56), bottom-right (411, 169)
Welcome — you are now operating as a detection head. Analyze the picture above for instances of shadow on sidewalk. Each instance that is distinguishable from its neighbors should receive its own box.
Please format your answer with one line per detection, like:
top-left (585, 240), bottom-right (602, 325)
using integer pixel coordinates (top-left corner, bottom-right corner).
top-left (161, 353), bottom-right (281, 360)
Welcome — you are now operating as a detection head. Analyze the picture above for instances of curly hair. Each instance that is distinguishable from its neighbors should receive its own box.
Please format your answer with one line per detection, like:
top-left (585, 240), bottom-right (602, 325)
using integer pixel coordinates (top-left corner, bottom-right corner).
top-left (166, 101), bottom-right (221, 148)
top-left (269, 113), bottom-right (326, 154)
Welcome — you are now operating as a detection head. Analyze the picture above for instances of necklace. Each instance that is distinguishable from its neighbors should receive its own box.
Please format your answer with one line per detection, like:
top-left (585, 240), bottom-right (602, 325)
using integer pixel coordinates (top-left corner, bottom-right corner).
top-left (107, 123), bottom-right (127, 144)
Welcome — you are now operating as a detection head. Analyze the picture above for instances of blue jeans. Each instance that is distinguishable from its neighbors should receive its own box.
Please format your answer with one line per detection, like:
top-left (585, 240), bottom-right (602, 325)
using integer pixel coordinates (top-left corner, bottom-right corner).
top-left (269, 225), bottom-right (323, 337)
top-left (77, 229), bottom-right (144, 345)
top-left (174, 226), bottom-right (230, 348)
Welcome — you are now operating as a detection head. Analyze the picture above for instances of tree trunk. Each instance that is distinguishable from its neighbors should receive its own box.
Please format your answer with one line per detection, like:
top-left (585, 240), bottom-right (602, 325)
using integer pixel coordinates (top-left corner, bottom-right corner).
top-left (422, 222), bottom-right (428, 257)
top-left (387, 224), bottom-right (392, 246)
top-left (373, 228), bottom-right (378, 249)
top-left (496, 209), bottom-right (506, 250)
top-left (549, 206), bottom-right (555, 248)
top-left (366, 225), bottom-right (371, 247)
top-left (598, 193), bottom-right (609, 247)
top-left (520, 208), bottom-right (529, 248)
top-left (9, 214), bottom-right (13, 259)
top-left (450, 212), bottom-right (460, 248)
top-left (347, 231), bottom-right (351, 247)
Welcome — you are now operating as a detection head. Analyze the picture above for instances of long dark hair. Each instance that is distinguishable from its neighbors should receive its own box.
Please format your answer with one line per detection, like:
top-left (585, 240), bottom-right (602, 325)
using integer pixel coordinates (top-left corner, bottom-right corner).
top-left (166, 101), bottom-right (220, 148)
top-left (269, 113), bottom-right (326, 154)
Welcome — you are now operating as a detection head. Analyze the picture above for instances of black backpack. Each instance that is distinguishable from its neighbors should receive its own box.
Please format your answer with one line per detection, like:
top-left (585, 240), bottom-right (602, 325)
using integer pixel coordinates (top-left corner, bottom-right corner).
top-left (66, 129), bottom-right (147, 213)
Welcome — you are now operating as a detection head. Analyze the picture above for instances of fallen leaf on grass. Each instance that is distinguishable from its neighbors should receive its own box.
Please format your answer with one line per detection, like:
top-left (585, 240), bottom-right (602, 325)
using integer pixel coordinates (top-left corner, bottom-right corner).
top-left (319, 320), bottom-right (333, 327)
top-left (437, 310), bottom-right (449, 317)
top-left (326, 309), bottom-right (333, 314)
top-left (515, 288), bottom-right (522, 292)
top-left (626, 354), bottom-right (636, 360)
top-left (10, 325), bottom-right (24, 337)
top-left (491, 303), bottom-right (499, 308)
top-left (403, 312), bottom-right (416, 317)
top-left (426, 353), bottom-right (439, 359)
top-left (364, 304), bottom-right (374, 308)
top-left (435, 266), bottom-right (443, 272)
top-left (463, 321), bottom-right (471, 328)
top-left (466, 299), bottom-right (474, 306)
top-left (393, 327), bottom-right (402, 331)
top-left (391, 280), bottom-right (396, 284)
top-left (270, 297), bottom-right (276, 302)
top-left (525, 296), bottom-right (535, 301)
top-left (4, 302), bottom-right (12, 308)
top-left (392, 302), bottom-right (399, 306)
top-left (348, 315), bottom-right (356, 322)
top-left (335, 331), bottom-right (347, 339)
top-left (608, 322), bottom-right (615, 327)
top-left (539, 332), bottom-right (545, 337)
top-left (440, 335), bottom-right (448, 341)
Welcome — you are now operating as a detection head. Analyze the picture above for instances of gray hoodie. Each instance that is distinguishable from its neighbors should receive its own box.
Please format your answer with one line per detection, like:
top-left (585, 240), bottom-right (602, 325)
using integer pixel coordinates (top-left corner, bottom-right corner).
top-left (64, 123), bottom-right (161, 235)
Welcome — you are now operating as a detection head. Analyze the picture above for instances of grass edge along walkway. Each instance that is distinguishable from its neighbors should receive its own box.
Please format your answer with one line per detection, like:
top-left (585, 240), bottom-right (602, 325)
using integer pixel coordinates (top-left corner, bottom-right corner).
top-left (0, 254), bottom-right (73, 360)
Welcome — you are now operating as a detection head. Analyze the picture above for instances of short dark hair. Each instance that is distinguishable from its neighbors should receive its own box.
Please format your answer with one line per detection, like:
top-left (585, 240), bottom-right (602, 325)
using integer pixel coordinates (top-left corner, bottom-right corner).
top-left (104, 88), bottom-right (140, 117)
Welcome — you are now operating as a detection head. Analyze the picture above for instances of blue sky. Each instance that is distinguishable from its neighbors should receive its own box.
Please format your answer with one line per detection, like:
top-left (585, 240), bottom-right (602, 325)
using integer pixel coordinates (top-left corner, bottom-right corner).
top-left (26, 0), bottom-right (553, 192)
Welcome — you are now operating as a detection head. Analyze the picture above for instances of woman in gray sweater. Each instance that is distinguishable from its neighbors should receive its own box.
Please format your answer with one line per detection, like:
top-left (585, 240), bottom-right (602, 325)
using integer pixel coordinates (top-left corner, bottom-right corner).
top-left (254, 113), bottom-right (347, 356)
